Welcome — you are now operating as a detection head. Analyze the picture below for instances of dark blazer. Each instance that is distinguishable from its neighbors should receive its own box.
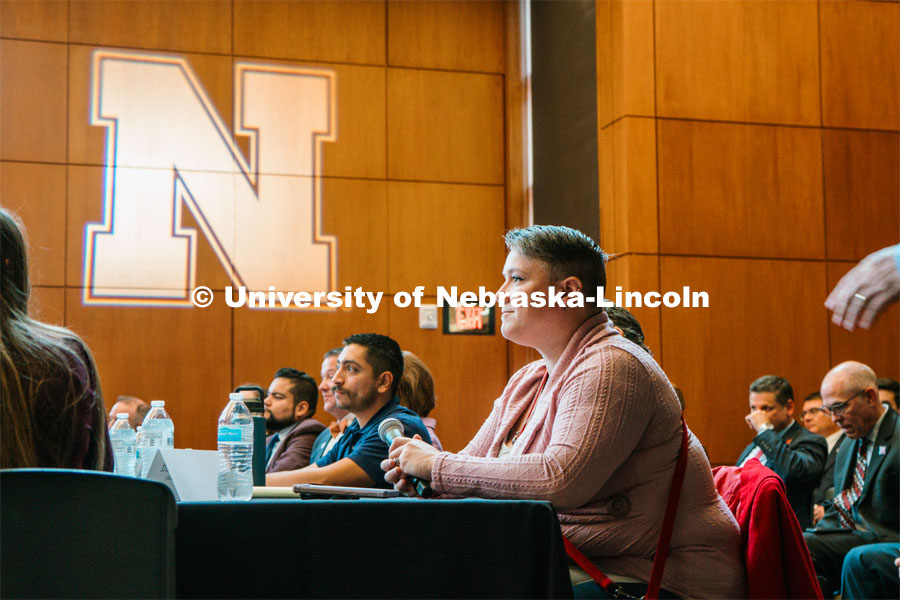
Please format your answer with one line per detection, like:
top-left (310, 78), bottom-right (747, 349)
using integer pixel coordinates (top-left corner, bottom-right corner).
top-left (265, 417), bottom-right (326, 473)
top-left (737, 420), bottom-right (827, 529)
top-left (817, 408), bottom-right (900, 540)
top-left (812, 433), bottom-right (846, 505)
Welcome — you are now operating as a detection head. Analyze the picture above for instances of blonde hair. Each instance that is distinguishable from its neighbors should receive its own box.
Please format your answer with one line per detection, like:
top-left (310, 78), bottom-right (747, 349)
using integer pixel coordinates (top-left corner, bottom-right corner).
top-left (397, 351), bottom-right (436, 418)
top-left (1, 208), bottom-right (108, 469)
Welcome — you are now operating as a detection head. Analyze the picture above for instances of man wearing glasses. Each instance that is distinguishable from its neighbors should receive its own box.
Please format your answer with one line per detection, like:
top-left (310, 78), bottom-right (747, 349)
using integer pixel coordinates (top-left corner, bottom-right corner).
top-left (801, 392), bottom-right (846, 524)
top-left (803, 361), bottom-right (900, 598)
top-left (737, 375), bottom-right (827, 529)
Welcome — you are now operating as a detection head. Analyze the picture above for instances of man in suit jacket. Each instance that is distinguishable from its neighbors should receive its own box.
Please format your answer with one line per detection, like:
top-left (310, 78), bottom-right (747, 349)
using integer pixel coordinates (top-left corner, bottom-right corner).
top-left (264, 367), bottom-right (325, 473)
top-left (801, 391), bottom-right (846, 522)
top-left (804, 361), bottom-right (900, 597)
top-left (737, 375), bottom-right (827, 530)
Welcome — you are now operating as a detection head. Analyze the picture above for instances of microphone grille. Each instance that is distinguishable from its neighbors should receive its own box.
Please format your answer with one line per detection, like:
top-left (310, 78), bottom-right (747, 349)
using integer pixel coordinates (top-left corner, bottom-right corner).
top-left (378, 417), bottom-right (404, 443)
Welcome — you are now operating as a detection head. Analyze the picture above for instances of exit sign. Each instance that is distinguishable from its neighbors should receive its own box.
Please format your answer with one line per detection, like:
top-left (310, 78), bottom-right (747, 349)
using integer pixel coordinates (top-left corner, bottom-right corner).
top-left (443, 306), bottom-right (495, 335)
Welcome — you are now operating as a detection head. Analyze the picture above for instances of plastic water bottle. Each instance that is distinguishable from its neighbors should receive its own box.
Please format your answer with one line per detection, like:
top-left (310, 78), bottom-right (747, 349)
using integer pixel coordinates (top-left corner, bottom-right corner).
top-left (217, 393), bottom-right (254, 501)
top-left (140, 400), bottom-right (174, 477)
top-left (134, 426), bottom-right (144, 478)
top-left (110, 413), bottom-right (136, 476)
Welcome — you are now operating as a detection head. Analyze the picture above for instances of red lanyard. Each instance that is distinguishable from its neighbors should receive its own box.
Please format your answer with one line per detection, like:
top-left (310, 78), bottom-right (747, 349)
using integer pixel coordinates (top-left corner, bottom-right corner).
top-left (510, 371), bottom-right (549, 445)
top-left (565, 418), bottom-right (689, 600)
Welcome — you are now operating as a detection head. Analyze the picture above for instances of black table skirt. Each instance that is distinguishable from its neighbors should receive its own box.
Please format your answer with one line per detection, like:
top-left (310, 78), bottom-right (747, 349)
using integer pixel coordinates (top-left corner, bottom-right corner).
top-left (175, 497), bottom-right (572, 599)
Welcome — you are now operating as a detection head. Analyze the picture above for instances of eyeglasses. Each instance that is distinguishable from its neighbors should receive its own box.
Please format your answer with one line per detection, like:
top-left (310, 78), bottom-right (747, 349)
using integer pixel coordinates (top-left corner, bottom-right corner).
top-left (800, 407), bottom-right (829, 418)
top-left (824, 390), bottom-right (866, 417)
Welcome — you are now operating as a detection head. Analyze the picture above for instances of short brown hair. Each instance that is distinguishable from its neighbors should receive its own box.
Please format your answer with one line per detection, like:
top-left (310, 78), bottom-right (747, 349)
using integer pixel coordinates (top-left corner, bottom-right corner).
top-left (397, 351), bottom-right (436, 418)
top-left (750, 375), bottom-right (794, 407)
top-left (504, 225), bottom-right (607, 303)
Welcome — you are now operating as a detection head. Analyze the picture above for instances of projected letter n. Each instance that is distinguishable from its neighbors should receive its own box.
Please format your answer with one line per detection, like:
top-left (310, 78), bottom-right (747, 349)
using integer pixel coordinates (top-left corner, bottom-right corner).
top-left (85, 51), bottom-right (336, 306)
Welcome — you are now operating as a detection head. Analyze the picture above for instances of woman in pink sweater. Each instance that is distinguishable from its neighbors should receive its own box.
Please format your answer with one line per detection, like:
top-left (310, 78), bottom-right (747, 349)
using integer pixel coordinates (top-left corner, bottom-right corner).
top-left (383, 225), bottom-right (744, 598)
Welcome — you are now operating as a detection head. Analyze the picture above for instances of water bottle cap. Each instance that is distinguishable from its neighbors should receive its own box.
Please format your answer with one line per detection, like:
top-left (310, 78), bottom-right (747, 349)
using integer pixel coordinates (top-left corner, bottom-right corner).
top-left (151, 400), bottom-right (165, 407)
top-left (229, 392), bottom-right (244, 402)
top-left (117, 413), bottom-right (128, 419)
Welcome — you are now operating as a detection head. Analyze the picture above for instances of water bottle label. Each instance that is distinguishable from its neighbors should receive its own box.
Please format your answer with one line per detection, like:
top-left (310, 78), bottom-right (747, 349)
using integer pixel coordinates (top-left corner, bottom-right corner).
top-left (218, 426), bottom-right (242, 442)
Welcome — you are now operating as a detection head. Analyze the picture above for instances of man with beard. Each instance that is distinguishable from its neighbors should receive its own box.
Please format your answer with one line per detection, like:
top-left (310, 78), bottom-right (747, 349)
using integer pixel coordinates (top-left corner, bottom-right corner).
top-left (263, 368), bottom-right (326, 472)
top-left (266, 333), bottom-right (431, 488)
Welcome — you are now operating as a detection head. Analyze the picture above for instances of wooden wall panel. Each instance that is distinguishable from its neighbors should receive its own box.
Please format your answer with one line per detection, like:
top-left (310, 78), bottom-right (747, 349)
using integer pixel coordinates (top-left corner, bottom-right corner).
top-left (68, 46), bottom-right (235, 168)
top-left (609, 0), bottom-right (654, 124)
top-left (820, 0), bottom-right (900, 130)
top-left (233, 305), bottom-right (390, 433)
top-left (598, 124), bottom-right (616, 250)
top-left (66, 45), bottom-right (105, 167)
top-left (0, 40), bottom-right (67, 163)
top-left (321, 178), bottom-right (389, 292)
top-left (0, 0), bottom-right (67, 42)
top-left (29, 286), bottom-right (65, 327)
top-left (318, 63), bottom-right (386, 180)
top-left (658, 120), bottom-right (824, 259)
top-left (68, 1), bottom-right (231, 55)
top-left (65, 289), bottom-right (233, 451)
top-left (659, 257), bottom-right (831, 464)
top-left (595, 1), bottom-right (614, 129)
top-left (387, 1), bottom-right (504, 73)
top-left (655, 0), bottom-right (819, 125)
top-left (596, 0), bottom-right (655, 128)
top-left (387, 69), bottom-right (504, 185)
top-left (233, 0), bottom-right (385, 65)
top-left (387, 181), bottom-right (506, 293)
top-left (4, 3), bottom-right (520, 463)
top-left (604, 253), bottom-right (662, 360)
top-left (827, 262), bottom-right (900, 379)
top-left (610, 117), bottom-right (657, 254)
top-left (1, 162), bottom-right (67, 286)
top-left (824, 129), bottom-right (900, 261)
top-left (387, 302), bottom-right (506, 453)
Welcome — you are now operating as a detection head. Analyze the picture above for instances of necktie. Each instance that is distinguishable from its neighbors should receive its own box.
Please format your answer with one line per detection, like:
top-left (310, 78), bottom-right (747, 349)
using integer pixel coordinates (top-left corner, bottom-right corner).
top-left (740, 445), bottom-right (767, 467)
top-left (833, 439), bottom-right (869, 529)
top-left (265, 433), bottom-right (280, 464)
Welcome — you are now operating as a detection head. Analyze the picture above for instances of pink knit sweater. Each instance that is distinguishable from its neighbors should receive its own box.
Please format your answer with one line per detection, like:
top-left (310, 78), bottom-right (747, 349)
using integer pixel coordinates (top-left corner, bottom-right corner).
top-left (431, 313), bottom-right (745, 598)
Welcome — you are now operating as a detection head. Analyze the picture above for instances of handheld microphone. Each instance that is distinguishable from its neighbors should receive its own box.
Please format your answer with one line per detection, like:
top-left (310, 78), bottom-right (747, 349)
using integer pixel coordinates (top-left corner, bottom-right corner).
top-left (378, 418), bottom-right (434, 498)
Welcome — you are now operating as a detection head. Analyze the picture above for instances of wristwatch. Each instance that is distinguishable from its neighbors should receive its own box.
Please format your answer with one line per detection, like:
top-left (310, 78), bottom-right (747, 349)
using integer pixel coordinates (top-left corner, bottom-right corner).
top-left (758, 422), bottom-right (775, 433)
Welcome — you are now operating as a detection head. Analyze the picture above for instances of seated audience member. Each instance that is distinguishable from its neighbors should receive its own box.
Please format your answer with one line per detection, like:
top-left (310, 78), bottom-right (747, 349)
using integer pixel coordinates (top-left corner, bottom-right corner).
top-left (397, 351), bottom-right (443, 451)
top-left (108, 395), bottom-right (150, 431)
top-left (802, 391), bottom-right (846, 524)
top-left (384, 225), bottom-right (744, 598)
top-left (736, 375), bottom-right (826, 529)
top-left (840, 542), bottom-right (900, 600)
top-left (604, 305), bottom-right (652, 356)
top-left (267, 334), bottom-right (431, 489)
top-left (804, 361), bottom-right (900, 598)
top-left (309, 348), bottom-right (354, 464)
top-left (877, 377), bottom-right (899, 412)
top-left (0, 208), bottom-right (111, 471)
top-left (264, 368), bottom-right (325, 472)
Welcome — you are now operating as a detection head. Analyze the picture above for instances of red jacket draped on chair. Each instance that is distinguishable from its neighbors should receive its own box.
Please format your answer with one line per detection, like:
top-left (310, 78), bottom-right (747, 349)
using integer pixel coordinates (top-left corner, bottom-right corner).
top-left (713, 459), bottom-right (822, 600)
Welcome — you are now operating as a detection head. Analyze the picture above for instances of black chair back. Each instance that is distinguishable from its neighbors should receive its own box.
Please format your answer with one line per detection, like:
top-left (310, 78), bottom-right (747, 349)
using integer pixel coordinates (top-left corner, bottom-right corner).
top-left (1, 468), bottom-right (176, 599)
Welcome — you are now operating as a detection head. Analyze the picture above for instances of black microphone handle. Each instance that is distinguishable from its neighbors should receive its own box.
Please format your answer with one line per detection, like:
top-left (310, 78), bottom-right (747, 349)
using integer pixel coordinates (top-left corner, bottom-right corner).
top-left (383, 427), bottom-right (434, 498)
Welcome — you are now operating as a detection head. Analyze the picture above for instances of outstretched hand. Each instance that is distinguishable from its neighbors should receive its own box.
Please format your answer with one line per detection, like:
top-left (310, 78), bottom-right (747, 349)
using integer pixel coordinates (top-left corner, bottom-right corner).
top-left (825, 245), bottom-right (900, 331)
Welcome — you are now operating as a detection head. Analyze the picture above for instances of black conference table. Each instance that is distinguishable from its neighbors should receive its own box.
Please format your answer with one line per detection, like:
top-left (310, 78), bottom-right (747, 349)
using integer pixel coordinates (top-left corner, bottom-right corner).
top-left (175, 497), bottom-right (573, 599)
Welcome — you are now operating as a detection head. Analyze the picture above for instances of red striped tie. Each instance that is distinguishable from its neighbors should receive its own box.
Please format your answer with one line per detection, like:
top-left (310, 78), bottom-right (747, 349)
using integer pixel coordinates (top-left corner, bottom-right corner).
top-left (832, 439), bottom-right (869, 529)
